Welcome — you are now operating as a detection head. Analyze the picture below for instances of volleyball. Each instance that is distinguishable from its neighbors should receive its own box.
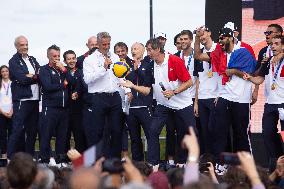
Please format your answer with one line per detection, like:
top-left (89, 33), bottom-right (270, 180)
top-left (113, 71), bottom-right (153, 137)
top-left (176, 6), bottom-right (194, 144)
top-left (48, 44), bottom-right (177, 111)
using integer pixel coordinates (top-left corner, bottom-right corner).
top-left (112, 61), bottom-right (130, 78)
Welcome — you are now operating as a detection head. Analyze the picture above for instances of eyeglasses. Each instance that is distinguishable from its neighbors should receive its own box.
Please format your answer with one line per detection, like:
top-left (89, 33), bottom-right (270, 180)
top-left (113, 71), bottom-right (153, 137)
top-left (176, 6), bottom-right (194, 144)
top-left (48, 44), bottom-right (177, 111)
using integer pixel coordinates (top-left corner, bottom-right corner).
top-left (264, 31), bottom-right (277, 36)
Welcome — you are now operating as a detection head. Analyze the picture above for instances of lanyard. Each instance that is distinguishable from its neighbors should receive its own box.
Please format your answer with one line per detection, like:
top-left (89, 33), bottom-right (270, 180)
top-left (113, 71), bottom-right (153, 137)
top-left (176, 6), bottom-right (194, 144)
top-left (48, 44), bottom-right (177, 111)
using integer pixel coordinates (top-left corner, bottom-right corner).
top-left (182, 50), bottom-right (194, 70)
top-left (2, 82), bottom-right (10, 96)
top-left (272, 58), bottom-right (284, 83)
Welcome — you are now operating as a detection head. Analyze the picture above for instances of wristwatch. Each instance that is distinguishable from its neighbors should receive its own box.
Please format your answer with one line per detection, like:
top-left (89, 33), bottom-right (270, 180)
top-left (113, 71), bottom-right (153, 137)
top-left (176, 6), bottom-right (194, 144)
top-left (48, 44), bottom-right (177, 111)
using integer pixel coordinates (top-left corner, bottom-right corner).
top-left (187, 155), bottom-right (198, 163)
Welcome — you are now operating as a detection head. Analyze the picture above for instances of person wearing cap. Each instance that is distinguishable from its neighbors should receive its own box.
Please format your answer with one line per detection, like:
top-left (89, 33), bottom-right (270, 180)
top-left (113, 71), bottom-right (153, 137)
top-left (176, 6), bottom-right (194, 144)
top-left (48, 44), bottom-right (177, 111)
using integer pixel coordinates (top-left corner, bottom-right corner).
top-left (243, 35), bottom-right (284, 166)
top-left (194, 27), bottom-right (257, 168)
top-left (154, 32), bottom-right (177, 165)
top-left (224, 22), bottom-right (259, 105)
top-left (154, 32), bottom-right (167, 48)
top-left (193, 27), bottom-right (218, 154)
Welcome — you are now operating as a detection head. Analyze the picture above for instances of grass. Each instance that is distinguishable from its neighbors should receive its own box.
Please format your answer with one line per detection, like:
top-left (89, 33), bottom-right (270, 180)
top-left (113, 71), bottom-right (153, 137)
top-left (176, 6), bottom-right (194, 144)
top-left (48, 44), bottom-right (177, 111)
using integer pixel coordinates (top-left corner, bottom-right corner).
top-left (35, 127), bottom-right (167, 161)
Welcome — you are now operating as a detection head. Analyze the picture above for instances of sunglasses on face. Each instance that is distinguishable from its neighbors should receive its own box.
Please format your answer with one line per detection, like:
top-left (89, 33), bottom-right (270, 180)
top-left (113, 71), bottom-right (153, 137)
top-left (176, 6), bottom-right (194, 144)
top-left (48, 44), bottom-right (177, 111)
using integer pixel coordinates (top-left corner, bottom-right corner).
top-left (264, 31), bottom-right (276, 36)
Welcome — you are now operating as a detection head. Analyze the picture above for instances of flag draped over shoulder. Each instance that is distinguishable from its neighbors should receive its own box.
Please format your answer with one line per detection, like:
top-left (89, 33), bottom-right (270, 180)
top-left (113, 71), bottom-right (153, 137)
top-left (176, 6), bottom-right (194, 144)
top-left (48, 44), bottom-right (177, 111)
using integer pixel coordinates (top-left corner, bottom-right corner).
top-left (210, 45), bottom-right (257, 84)
top-left (228, 48), bottom-right (257, 73)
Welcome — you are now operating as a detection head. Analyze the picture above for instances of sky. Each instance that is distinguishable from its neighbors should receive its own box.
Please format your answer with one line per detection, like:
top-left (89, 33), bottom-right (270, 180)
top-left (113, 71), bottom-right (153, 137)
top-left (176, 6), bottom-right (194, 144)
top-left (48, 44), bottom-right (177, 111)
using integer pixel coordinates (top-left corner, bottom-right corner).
top-left (0, 0), bottom-right (205, 66)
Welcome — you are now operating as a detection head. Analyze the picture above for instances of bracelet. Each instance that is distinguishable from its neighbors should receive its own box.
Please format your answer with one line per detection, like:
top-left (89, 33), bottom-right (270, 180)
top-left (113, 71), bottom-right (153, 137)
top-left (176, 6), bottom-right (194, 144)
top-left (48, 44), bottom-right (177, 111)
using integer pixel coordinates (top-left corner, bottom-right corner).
top-left (187, 155), bottom-right (198, 163)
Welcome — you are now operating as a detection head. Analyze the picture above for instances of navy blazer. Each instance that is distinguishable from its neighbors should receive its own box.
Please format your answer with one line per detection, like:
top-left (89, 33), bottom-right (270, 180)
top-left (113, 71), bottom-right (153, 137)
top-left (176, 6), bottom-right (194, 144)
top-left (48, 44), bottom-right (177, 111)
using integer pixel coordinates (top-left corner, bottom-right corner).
top-left (39, 64), bottom-right (69, 108)
top-left (9, 52), bottom-right (40, 101)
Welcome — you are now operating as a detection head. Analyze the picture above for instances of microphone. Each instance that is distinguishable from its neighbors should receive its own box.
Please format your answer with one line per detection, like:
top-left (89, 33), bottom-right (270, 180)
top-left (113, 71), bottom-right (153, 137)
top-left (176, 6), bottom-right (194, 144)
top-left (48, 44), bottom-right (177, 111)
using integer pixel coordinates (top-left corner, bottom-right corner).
top-left (159, 82), bottom-right (166, 91)
top-left (159, 82), bottom-right (169, 100)
top-left (106, 52), bottom-right (111, 69)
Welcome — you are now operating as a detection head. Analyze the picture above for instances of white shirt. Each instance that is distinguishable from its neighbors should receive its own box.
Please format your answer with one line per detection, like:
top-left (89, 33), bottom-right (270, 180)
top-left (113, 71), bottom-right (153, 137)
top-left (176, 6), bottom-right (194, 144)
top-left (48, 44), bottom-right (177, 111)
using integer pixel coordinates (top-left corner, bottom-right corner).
top-left (219, 46), bottom-right (253, 103)
top-left (180, 50), bottom-right (196, 98)
top-left (152, 54), bottom-right (192, 110)
top-left (0, 80), bottom-right (12, 113)
top-left (83, 49), bottom-right (125, 93)
top-left (21, 56), bottom-right (39, 101)
top-left (198, 43), bottom-right (219, 99)
top-left (264, 58), bottom-right (284, 104)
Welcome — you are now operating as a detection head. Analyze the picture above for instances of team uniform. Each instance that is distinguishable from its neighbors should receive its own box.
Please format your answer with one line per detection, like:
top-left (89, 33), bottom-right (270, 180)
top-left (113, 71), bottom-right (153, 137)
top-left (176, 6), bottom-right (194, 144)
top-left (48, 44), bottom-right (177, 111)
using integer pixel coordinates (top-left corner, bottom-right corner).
top-left (147, 53), bottom-right (195, 165)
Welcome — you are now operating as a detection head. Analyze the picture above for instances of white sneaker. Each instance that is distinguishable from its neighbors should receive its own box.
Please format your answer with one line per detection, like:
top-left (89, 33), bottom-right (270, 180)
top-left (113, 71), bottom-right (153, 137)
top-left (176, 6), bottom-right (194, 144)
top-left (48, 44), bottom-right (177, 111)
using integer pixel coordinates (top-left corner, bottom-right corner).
top-left (49, 157), bottom-right (57, 166)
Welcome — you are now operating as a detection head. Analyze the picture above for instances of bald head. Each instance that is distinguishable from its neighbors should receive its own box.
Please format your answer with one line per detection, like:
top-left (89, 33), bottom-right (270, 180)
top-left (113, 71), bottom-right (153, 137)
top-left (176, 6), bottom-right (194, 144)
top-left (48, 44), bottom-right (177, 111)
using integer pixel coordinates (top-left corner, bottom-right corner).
top-left (131, 42), bottom-right (145, 61)
top-left (14, 36), bottom-right (29, 57)
top-left (86, 36), bottom-right (98, 50)
top-left (70, 168), bottom-right (100, 189)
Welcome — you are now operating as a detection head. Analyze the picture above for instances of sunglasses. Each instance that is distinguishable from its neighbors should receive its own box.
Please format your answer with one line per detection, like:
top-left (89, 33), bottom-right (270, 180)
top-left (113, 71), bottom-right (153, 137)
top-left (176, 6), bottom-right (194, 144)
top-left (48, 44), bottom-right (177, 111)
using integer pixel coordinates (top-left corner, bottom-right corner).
top-left (264, 31), bottom-right (277, 36)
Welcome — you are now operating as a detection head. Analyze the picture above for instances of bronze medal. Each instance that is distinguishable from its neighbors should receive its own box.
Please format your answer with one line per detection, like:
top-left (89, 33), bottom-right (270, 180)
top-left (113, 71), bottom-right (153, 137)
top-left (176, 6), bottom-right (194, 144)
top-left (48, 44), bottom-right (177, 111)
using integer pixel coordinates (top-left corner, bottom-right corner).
top-left (271, 83), bottom-right (276, 90)
top-left (2, 96), bottom-right (10, 104)
top-left (207, 71), bottom-right (213, 78)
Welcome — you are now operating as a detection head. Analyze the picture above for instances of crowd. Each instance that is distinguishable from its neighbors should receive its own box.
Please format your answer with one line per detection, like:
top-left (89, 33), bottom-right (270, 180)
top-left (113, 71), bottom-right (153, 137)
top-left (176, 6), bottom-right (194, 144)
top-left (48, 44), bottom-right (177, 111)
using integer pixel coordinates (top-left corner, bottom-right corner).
top-left (0, 21), bottom-right (284, 188)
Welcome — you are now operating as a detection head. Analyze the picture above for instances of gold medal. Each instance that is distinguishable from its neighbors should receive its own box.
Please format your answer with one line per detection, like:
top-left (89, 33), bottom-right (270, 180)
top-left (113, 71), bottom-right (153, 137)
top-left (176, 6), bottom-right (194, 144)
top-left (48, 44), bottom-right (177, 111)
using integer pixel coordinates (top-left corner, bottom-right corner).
top-left (271, 83), bottom-right (276, 90)
top-left (2, 96), bottom-right (11, 104)
top-left (207, 71), bottom-right (213, 78)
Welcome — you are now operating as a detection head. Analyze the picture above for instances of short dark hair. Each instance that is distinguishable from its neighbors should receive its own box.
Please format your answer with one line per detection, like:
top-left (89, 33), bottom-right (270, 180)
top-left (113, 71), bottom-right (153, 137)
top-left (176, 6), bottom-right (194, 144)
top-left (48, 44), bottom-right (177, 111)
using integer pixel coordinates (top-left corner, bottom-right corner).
top-left (114, 42), bottom-right (128, 52)
top-left (47, 44), bottom-right (60, 53)
top-left (268, 24), bottom-right (283, 34)
top-left (272, 35), bottom-right (284, 45)
top-left (63, 50), bottom-right (76, 61)
top-left (145, 38), bottom-right (165, 53)
top-left (7, 152), bottom-right (37, 189)
top-left (180, 30), bottom-right (193, 40)
top-left (167, 168), bottom-right (184, 188)
top-left (174, 33), bottom-right (181, 46)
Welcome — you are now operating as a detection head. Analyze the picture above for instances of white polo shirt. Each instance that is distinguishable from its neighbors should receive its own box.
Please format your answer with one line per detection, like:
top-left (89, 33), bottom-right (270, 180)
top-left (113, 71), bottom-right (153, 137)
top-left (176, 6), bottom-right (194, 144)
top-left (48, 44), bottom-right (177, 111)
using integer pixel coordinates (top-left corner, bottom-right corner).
top-left (219, 46), bottom-right (253, 103)
top-left (152, 54), bottom-right (193, 110)
top-left (83, 49), bottom-right (122, 93)
top-left (198, 43), bottom-right (219, 99)
top-left (264, 57), bottom-right (284, 104)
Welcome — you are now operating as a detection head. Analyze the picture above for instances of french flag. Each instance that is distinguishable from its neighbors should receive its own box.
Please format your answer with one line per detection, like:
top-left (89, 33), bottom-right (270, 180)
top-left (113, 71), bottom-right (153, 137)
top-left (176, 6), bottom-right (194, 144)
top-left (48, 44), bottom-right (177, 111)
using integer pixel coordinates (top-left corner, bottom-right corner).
top-left (72, 145), bottom-right (96, 169)
top-left (211, 45), bottom-right (257, 84)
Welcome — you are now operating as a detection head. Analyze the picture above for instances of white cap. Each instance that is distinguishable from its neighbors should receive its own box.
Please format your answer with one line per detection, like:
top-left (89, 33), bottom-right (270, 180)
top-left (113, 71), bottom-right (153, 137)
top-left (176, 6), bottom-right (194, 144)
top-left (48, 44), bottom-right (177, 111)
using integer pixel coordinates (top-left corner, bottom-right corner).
top-left (154, 32), bottom-right (167, 39)
top-left (224, 22), bottom-right (237, 31)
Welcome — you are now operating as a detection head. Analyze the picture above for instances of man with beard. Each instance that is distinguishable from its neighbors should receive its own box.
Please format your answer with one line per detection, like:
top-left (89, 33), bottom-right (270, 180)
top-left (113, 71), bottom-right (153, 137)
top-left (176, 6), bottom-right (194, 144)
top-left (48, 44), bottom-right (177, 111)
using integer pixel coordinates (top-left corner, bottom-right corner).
top-left (194, 27), bottom-right (257, 173)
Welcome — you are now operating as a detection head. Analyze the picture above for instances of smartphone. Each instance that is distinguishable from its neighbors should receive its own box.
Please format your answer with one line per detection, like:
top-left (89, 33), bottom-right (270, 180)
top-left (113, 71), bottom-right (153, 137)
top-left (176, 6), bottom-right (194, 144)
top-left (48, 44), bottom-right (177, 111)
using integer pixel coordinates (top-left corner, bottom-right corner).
top-left (0, 159), bottom-right (7, 167)
top-left (220, 152), bottom-right (240, 165)
top-left (199, 162), bottom-right (210, 172)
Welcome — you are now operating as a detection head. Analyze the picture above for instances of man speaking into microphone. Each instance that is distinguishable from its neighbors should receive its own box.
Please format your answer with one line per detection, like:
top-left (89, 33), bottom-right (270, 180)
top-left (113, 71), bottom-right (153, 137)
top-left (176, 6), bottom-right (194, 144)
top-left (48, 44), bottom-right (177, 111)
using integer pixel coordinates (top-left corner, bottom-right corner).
top-left (120, 38), bottom-right (196, 166)
top-left (83, 32), bottom-right (128, 159)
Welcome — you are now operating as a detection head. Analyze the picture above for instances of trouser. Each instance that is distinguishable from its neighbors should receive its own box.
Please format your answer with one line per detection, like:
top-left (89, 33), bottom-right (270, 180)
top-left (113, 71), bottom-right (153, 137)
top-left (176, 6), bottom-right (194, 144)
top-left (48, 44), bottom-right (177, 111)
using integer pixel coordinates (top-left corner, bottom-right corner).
top-left (212, 97), bottom-right (251, 162)
top-left (0, 114), bottom-right (12, 154)
top-left (165, 113), bottom-right (177, 160)
top-left (198, 98), bottom-right (215, 154)
top-left (85, 92), bottom-right (123, 158)
top-left (126, 107), bottom-right (152, 161)
top-left (66, 112), bottom-right (87, 153)
top-left (121, 114), bottom-right (128, 152)
top-left (40, 107), bottom-right (68, 163)
top-left (262, 103), bottom-right (284, 161)
top-left (147, 104), bottom-right (196, 165)
top-left (8, 100), bottom-right (39, 158)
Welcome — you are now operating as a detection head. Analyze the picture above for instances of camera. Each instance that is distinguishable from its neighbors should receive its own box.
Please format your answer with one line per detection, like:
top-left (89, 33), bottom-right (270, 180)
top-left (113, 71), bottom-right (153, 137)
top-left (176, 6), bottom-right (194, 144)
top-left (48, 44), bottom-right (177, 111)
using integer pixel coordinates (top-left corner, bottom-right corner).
top-left (220, 152), bottom-right (240, 165)
top-left (102, 158), bottom-right (125, 174)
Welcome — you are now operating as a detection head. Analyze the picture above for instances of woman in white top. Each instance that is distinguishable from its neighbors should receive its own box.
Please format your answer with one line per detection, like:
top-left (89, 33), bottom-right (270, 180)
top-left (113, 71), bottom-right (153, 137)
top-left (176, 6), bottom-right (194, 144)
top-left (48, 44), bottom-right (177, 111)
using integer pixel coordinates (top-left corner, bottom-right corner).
top-left (0, 65), bottom-right (13, 158)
